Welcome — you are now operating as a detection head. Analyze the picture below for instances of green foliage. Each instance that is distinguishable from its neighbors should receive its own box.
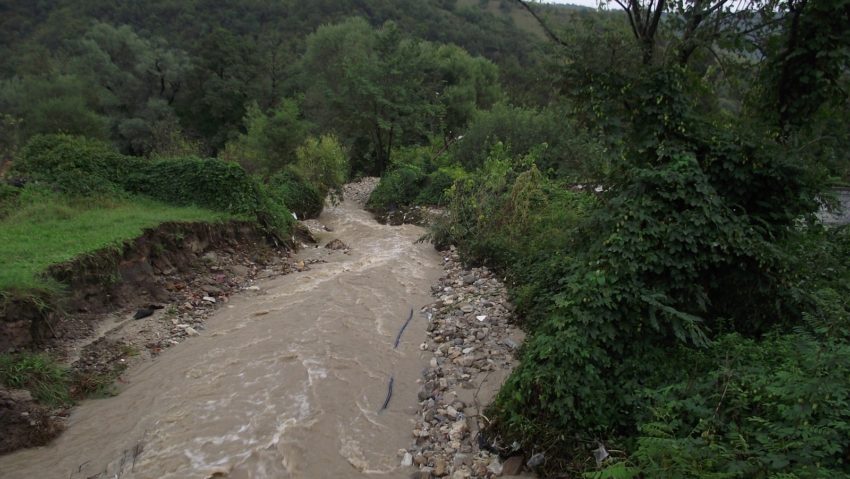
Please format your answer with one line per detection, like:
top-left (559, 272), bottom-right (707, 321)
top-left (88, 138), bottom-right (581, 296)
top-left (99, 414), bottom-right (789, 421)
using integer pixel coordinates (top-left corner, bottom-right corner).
top-left (302, 18), bottom-right (503, 174)
top-left (633, 330), bottom-right (850, 479)
top-left (14, 134), bottom-right (295, 238)
top-left (268, 169), bottom-right (323, 220)
top-left (367, 144), bottom-right (470, 209)
top-left (417, 166), bottom-right (469, 205)
top-left (451, 103), bottom-right (608, 179)
top-left (291, 135), bottom-right (348, 201)
top-left (367, 164), bottom-right (427, 210)
top-left (221, 100), bottom-right (311, 174)
top-left (0, 353), bottom-right (71, 406)
top-left (0, 182), bottom-right (20, 217)
top-left (14, 134), bottom-right (131, 195)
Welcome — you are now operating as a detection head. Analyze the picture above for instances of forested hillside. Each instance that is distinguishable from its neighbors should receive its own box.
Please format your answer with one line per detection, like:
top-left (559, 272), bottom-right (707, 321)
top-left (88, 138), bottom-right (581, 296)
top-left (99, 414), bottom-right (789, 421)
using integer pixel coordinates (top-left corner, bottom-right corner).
top-left (0, 0), bottom-right (561, 162)
top-left (2, 0), bottom-right (850, 476)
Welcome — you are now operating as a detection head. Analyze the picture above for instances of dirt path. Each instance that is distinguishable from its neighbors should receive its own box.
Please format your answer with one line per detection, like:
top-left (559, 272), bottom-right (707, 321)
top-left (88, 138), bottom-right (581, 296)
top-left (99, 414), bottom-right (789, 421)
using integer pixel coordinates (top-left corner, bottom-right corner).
top-left (0, 188), bottom-right (442, 478)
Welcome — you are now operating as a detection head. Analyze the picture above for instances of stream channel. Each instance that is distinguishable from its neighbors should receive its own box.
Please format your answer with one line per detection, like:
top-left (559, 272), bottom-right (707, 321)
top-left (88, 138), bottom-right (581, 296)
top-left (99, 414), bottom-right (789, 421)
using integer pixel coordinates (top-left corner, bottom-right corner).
top-left (0, 198), bottom-right (442, 478)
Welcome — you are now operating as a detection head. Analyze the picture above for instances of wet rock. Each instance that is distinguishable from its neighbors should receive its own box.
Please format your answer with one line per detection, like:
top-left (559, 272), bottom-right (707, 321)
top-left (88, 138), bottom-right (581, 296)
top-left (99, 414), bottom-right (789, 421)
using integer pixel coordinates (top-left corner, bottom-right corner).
top-left (133, 308), bottom-right (154, 320)
top-left (231, 264), bottom-right (250, 276)
top-left (433, 457), bottom-right (448, 477)
top-left (325, 239), bottom-right (349, 250)
top-left (411, 469), bottom-right (434, 479)
top-left (202, 284), bottom-right (224, 295)
top-left (502, 455), bottom-right (524, 476)
top-left (402, 452), bottom-right (414, 467)
top-left (527, 452), bottom-right (545, 468)
top-left (452, 469), bottom-right (471, 479)
top-left (418, 384), bottom-right (433, 401)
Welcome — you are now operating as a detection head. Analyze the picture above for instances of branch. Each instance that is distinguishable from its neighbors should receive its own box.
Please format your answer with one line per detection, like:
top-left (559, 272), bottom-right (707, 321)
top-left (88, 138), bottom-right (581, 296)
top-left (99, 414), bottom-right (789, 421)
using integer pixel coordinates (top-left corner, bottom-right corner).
top-left (513, 0), bottom-right (570, 47)
top-left (615, 0), bottom-right (642, 41)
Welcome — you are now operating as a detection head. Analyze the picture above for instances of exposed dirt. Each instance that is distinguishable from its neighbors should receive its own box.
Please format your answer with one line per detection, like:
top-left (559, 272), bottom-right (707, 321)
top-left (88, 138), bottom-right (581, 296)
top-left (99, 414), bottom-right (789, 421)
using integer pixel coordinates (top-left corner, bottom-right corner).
top-left (0, 220), bottom-right (319, 454)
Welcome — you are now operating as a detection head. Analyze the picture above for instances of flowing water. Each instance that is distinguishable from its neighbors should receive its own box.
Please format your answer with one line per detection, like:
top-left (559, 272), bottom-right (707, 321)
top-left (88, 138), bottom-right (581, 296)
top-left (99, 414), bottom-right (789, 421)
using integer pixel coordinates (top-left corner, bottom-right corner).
top-left (0, 199), bottom-right (442, 479)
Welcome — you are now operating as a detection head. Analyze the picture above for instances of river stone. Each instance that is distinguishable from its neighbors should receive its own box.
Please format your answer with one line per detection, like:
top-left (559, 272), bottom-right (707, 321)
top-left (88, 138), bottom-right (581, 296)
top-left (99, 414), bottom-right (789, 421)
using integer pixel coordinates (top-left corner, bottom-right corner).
top-left (411, 468), bottom-right (433, 479)
top-left (325, 239), bottom-right (349, 250)
top-left (433, 457), bottom-right (448, 477)
top-left (502, 455), bottom-right (524, 476)
top-left (445, 406), bottom-right (458, 419)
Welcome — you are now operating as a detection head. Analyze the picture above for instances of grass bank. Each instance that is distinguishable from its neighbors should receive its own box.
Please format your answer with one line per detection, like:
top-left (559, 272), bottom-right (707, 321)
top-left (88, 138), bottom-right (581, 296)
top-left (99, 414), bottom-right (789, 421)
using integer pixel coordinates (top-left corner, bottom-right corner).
top-left (0, 188), bottom-right (234, 294)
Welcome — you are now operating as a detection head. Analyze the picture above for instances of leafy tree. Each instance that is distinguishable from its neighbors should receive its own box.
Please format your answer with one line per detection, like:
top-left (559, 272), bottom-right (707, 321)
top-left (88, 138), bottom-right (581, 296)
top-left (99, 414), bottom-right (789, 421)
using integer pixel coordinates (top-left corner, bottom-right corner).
top-left (302, 18), bottom-right (440, 174)
top-left (220, 100), bottom-right (311, 175)
top-left (292, 135), bottom-right (349, 201)
top-left (422, 43), bottom-right (503, 142)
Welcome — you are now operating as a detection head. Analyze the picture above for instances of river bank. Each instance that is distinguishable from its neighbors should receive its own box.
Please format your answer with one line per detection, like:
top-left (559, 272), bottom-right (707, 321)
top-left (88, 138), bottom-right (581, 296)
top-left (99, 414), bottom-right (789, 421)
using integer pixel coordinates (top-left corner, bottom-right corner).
top-left (0, 180), bottom-right (445, 478)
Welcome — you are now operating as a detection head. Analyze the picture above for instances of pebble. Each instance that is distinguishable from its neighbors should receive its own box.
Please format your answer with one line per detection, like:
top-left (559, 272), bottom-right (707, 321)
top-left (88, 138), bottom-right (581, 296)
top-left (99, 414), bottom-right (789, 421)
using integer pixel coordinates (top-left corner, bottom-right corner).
top-left (202, 296), bottom-right (216, 303)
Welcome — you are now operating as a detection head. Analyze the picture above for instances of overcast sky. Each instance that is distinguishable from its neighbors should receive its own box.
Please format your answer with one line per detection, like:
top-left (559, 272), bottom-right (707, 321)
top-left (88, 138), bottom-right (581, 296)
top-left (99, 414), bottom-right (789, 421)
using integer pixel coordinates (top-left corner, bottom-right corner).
top-left (542, 0), bottom-right (603, 9)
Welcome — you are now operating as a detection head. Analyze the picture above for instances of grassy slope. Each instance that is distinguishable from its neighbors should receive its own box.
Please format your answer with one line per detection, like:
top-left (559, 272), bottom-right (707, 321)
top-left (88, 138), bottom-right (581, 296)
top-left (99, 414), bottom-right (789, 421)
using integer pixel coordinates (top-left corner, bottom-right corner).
top-left (0, 191), bottom-right (233, 292)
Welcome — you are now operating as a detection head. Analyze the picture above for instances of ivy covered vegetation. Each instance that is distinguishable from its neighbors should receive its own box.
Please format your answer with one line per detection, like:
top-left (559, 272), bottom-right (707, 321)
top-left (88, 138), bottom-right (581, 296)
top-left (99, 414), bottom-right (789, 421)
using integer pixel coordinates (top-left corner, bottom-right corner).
top-left (2, 0), bottom-right (849, 476)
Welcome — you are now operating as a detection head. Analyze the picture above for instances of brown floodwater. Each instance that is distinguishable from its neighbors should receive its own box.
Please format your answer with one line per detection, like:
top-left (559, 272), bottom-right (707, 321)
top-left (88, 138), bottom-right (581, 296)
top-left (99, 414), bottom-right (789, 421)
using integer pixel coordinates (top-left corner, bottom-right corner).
top-left (0, 199), bottom-right (442, 479)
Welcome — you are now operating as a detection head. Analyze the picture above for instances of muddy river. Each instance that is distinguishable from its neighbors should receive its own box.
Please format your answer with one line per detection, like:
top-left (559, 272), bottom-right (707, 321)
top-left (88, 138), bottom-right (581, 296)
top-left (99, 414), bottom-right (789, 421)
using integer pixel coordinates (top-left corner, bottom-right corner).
top-left (0, 199), bottom-right (442, 478)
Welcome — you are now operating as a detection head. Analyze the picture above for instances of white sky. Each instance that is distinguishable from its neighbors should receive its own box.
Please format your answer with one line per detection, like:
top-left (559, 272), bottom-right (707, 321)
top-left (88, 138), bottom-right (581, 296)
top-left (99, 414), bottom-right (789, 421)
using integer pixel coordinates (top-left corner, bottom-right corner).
top-left (541, 0), bottom-right (603, 9)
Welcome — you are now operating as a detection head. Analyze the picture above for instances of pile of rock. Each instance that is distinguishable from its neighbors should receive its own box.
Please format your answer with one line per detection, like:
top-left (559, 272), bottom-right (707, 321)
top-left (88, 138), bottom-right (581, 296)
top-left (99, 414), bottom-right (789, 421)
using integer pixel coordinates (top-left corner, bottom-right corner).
top-left (405, 247), bottom-right (527, 478)
top-left (343, 177), bottom-right (380, 205)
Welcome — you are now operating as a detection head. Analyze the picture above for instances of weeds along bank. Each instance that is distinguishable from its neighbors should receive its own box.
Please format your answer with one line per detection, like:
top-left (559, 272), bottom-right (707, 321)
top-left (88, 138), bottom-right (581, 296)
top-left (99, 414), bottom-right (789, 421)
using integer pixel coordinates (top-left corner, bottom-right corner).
top-left (0, 133), bottom-right (334, 452)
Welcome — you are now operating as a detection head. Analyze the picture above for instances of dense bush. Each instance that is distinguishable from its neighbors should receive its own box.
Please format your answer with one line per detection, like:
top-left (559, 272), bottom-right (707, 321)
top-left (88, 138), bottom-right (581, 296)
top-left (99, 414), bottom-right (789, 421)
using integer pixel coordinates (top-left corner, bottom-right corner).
top-left (367, 164), bottom-right (426, 210)
top-left (625, 329), bottom-right (850, 479)
top-left (434, 126), bottom-right (831, 474)
top-left (14, 134), bottom-right (135, 195)
top-left (368, 143), bottom-right (471, 210)
top-left (292, 135), bottom-right (348, 201)
top-left (416, 166), bottom-right (468, 205)
top-left (268, 169), bottom-right (323, 220)
top-left (451, 103), bottom-right (608, 179)
top-left (15, 134), bottom-right (295, 237)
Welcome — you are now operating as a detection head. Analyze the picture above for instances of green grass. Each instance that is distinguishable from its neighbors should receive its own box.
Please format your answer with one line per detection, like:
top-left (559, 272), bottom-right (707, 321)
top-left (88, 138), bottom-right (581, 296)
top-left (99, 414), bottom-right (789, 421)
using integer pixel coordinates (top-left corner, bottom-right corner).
top-left (0, 187), bottom-right (233, 292)
top-left (0, 353), bottom-right (71, 406)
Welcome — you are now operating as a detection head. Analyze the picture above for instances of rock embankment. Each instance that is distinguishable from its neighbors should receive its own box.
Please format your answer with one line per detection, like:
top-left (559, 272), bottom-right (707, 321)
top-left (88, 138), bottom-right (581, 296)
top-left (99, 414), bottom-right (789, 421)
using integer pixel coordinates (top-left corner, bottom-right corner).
top-left (344, 177), bottom-right (380, 206)
top-left (405, 247), bottom-right (527, 478)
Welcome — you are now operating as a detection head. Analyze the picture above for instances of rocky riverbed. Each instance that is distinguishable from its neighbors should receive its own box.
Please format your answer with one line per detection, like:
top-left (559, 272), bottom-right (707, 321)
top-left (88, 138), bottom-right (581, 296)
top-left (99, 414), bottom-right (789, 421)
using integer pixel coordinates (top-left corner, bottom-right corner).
top-left (404, 248), bottom-right (529, 478)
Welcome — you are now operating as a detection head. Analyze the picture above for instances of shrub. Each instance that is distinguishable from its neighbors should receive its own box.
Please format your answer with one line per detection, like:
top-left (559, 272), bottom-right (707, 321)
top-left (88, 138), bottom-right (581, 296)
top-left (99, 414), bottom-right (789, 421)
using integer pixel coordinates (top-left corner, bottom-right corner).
top-left (367, 164), bottom-right (426, 210)
top-left (451, 103), bottom-right (608, 180)
top-left (292, 135), bottom-right (348, 201)
top-left (629, 330), bottom-right (850, 479)
top-left (416, 166), bottom-right (468, 205)
top-left (269, 169), bottom-right (323, 220)
top-left (14, 135), bottom-right (295, 238)
top-left (14, 134), bottom-right (135, 195)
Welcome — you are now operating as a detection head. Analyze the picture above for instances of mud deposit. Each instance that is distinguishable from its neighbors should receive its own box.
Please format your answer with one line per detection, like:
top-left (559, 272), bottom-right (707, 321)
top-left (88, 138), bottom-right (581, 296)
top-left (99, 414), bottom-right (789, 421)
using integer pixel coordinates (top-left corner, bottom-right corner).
top-left (0, 196), bottom-right (442, 478)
